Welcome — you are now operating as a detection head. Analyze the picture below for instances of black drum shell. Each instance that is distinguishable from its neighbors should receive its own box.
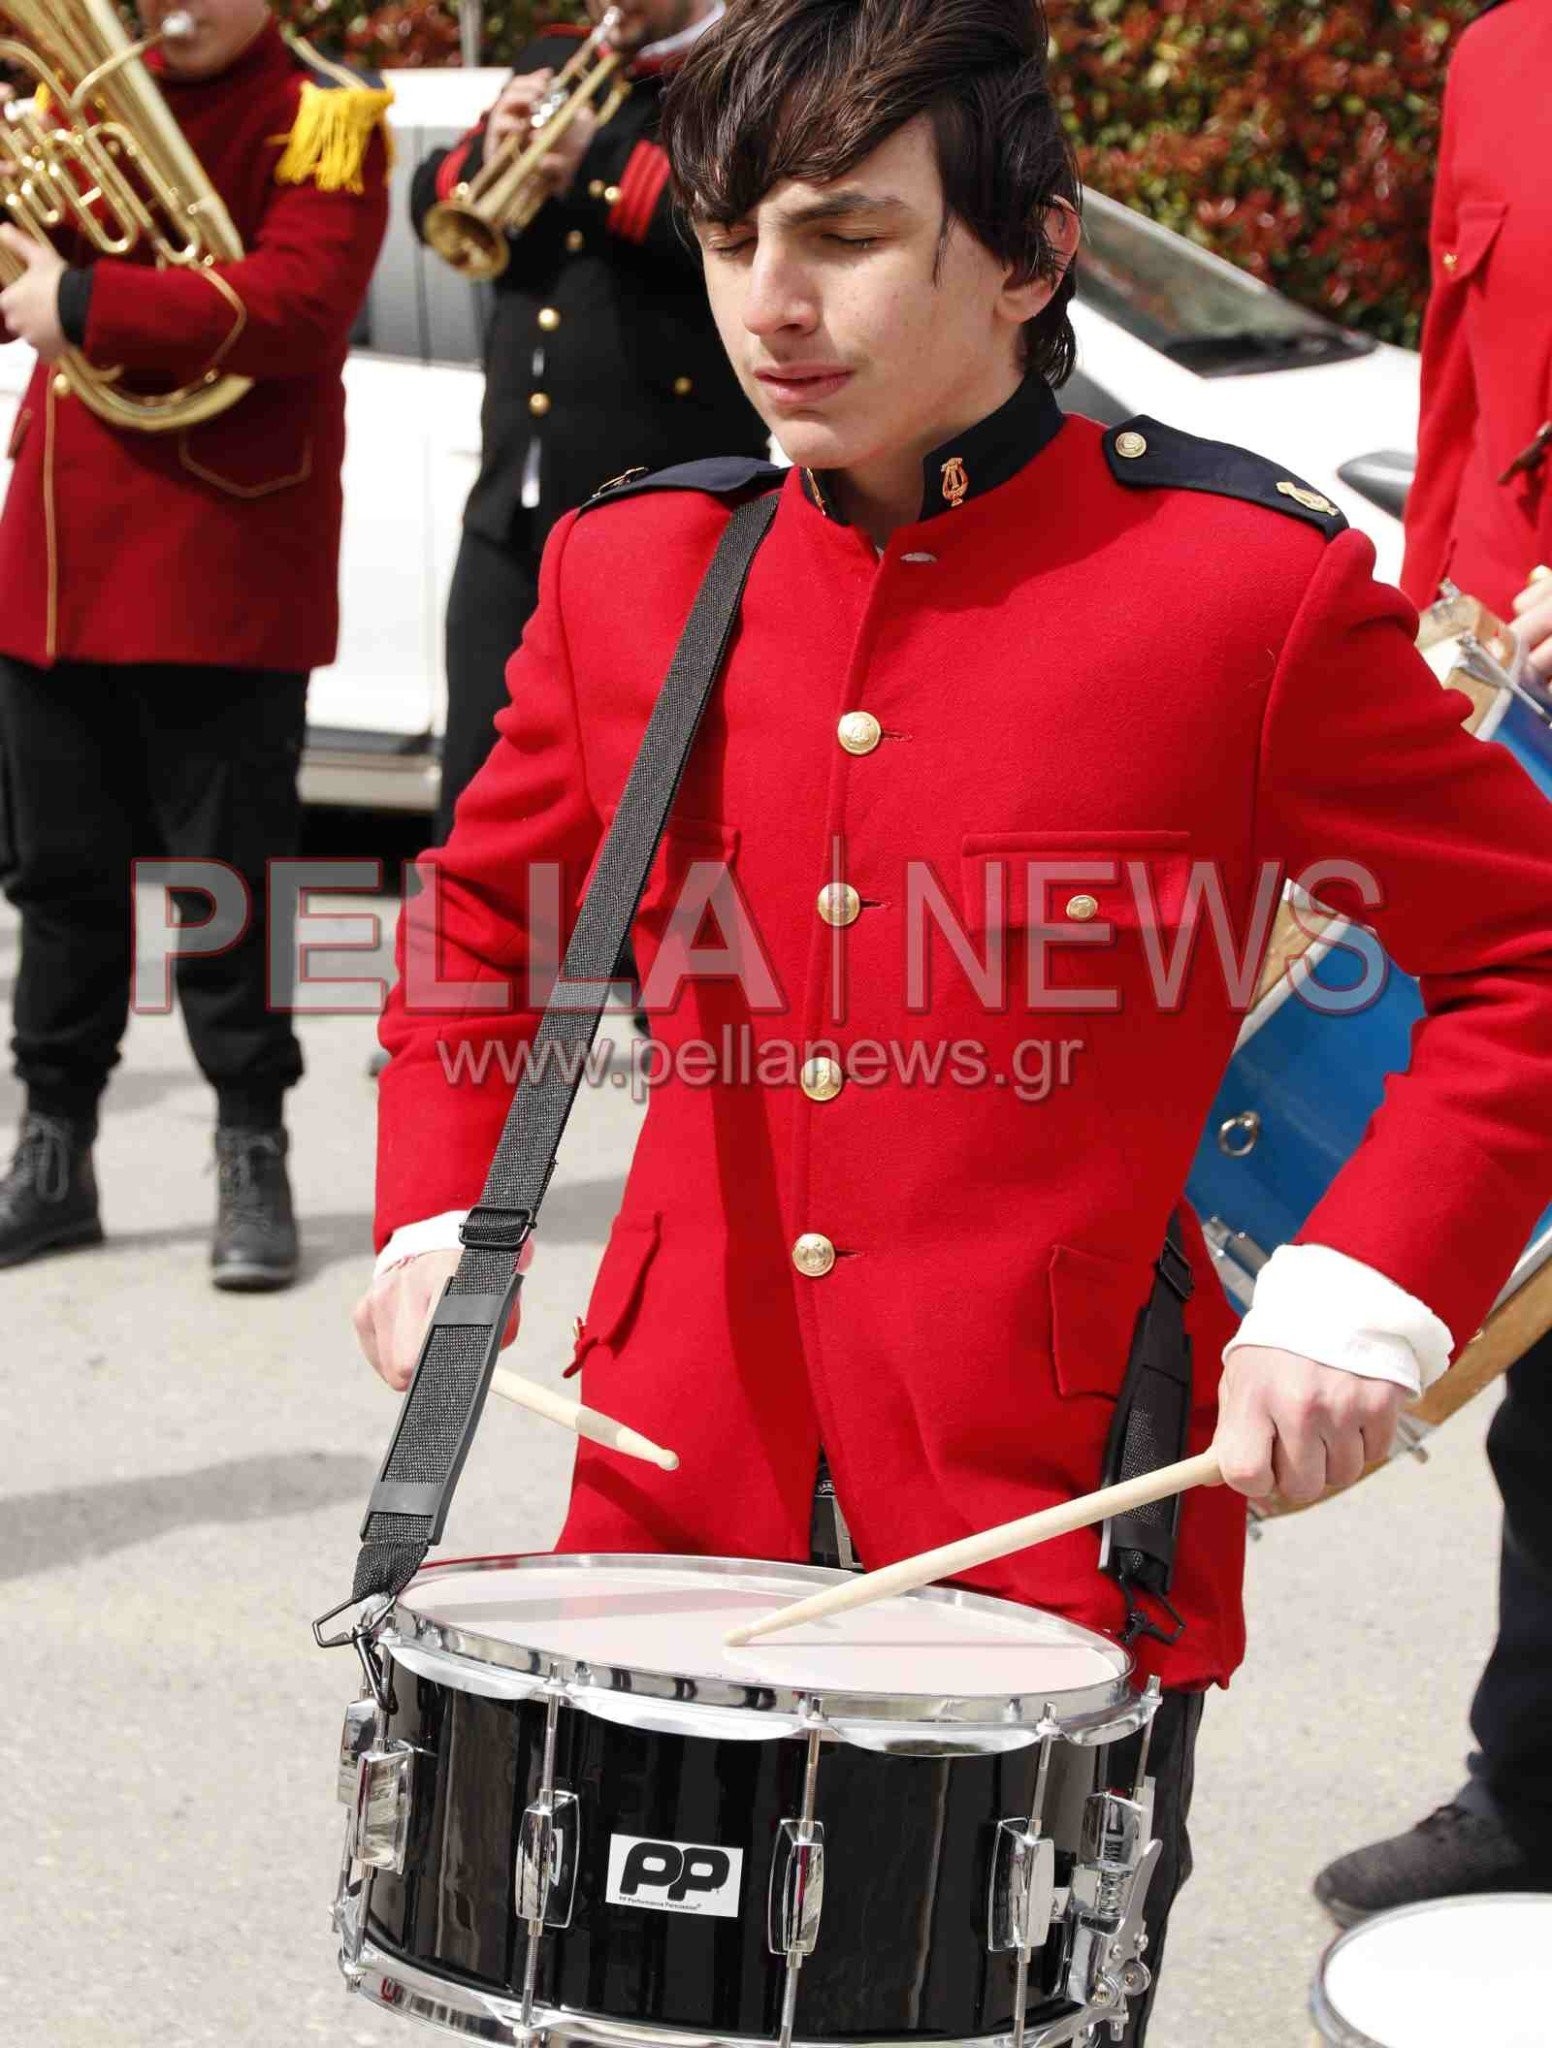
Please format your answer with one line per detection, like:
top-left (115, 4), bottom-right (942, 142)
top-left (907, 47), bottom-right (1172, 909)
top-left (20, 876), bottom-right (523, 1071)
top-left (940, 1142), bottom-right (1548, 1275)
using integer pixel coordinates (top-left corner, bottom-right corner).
top-left (368, 1658), bottom-right (1129, 2039)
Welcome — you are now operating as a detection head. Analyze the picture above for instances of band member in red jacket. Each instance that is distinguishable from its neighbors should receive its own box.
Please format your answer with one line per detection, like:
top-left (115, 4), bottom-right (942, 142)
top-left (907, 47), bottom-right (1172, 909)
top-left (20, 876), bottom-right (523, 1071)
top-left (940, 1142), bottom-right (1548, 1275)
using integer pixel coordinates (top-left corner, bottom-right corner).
top-left (0, 0), bottom-right (389, 1287)
top-left (1316, 0), bottom-right (1552, 1925)
top-left (355, 0), bottom-right (1552, 2032)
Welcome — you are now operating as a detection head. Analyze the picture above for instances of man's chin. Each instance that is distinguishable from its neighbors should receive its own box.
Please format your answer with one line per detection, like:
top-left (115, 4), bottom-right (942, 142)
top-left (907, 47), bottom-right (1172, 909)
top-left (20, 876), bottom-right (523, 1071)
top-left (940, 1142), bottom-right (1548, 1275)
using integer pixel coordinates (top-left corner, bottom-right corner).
top-left (763, 418), bottom-right (871, 474)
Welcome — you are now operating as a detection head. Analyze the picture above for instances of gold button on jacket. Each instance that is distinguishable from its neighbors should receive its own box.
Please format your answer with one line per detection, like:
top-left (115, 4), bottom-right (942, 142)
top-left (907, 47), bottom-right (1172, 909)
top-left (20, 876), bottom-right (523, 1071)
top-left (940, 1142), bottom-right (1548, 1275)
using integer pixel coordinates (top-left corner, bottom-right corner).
top-left (792, 1233), bottom-right (837, 1278)
top-left (837, 711), bottom-right (882, 756)
top-left (537, 307), bottom-right (561, 333)
top-left (529, 392), bottom-right (552, 418)
top-left (817, 882), bottom-right (862, 928)
top-left (800, 1056), bottom-right (844, 1103)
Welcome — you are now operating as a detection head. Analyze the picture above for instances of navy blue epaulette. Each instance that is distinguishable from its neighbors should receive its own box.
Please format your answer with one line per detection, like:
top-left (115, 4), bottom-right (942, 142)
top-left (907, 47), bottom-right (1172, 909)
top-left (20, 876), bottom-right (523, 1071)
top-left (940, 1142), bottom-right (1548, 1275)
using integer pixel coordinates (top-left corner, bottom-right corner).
top-left (1104, 417), bottom-right (1349, 539)
top-left (578, 456), bottom-right (788, 516)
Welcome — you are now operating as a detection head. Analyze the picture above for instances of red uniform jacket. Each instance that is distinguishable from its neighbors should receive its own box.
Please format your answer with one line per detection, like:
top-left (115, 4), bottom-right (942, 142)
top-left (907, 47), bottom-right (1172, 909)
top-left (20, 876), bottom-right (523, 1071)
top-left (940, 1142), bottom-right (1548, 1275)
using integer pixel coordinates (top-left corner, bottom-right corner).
top-left (0, 22), bottom-right (389, 672)
top-left (377, 391), bottom-right (1552, 1690)
top-left (1401, 0), bottom-right (1552, 615)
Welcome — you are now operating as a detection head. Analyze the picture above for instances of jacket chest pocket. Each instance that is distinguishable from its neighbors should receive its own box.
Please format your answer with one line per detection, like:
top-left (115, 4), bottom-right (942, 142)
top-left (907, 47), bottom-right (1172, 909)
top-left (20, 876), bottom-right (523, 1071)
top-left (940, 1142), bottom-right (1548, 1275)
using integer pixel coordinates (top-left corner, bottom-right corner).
top-left (959, 829), bottom-right (1193, 1014)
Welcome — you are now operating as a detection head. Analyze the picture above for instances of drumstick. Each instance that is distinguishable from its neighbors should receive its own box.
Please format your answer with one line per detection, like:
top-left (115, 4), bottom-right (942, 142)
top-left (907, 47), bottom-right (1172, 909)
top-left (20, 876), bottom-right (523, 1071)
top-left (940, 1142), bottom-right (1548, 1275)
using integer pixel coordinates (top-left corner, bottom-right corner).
top-left (489, 1366), bottom-right (680, 1471)
top-left (726, 1450), bottom-right (1222, 1647)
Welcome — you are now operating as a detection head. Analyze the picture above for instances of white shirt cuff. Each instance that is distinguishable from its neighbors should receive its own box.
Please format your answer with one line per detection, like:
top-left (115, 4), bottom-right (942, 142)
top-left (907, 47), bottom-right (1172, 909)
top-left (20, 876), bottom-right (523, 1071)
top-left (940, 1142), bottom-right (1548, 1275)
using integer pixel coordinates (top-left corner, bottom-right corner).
top-left (374, 1210), bottom-right (470, 1279)
top-left (1221, 1242), bottom-right (1455, 1399)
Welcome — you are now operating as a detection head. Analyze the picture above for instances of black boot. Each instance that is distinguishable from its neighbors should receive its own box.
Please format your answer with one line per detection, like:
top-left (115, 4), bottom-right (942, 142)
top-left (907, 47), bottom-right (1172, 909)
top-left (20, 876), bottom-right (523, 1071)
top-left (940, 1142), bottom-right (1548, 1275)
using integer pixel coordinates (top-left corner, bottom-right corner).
top-left (1313, 1801), bottom-right (1552, 1928)
top-left (0, 1111), bottom-right (103, 1267)
top-left (212, 1126), bottom-right (299, 1292)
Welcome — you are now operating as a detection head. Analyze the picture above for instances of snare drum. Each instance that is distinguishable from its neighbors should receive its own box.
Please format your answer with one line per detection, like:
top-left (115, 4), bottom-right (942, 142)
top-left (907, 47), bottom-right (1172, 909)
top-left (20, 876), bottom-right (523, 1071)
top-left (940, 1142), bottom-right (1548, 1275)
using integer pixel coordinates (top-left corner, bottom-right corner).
top-left (1310, 1893), bottom-right (1552, 2045)
top-left (334, 1555), bottom-right (1163, 2048)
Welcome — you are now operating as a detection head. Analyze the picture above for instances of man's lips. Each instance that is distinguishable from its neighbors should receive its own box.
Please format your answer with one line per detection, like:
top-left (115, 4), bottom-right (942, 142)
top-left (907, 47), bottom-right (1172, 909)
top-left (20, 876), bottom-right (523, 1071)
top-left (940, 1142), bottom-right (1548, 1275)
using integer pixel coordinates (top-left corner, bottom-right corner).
top-left (753, 366), bottom-right (854, 405)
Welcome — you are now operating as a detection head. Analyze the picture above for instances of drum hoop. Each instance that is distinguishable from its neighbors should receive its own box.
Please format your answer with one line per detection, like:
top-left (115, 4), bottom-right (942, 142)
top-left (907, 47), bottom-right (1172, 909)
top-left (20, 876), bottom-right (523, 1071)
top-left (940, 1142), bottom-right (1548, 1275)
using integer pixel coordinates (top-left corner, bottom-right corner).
top-left (351, 1937), bottom-right (1110, 2048)
top-left (387, 1551), bottom-right (1138, 1735)
top-left (1309, 1892), bottom-right (1552, 2046)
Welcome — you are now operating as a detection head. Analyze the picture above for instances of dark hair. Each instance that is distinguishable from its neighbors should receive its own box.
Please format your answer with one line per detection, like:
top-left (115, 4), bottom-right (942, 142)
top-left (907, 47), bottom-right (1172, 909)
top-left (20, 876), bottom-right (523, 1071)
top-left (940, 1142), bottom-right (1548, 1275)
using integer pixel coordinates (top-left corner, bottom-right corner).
top-left (661, 0), bottom-right (1081, 386)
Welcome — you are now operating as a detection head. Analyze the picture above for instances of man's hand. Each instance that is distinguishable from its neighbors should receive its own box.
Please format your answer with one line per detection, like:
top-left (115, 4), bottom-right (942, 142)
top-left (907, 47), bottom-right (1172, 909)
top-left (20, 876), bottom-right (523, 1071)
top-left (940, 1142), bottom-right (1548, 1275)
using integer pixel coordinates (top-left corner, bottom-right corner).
top-left (482, 71), bottom-right (598, 200)
top-left (1511, 564), bottom-right (1552, 682)
top-left (353, 1243), bottom-right (528, 1393)
top-left (0, 226), bottom-right (67, 360)
top-left (1213, 1344), bottom-right (1407, 1507)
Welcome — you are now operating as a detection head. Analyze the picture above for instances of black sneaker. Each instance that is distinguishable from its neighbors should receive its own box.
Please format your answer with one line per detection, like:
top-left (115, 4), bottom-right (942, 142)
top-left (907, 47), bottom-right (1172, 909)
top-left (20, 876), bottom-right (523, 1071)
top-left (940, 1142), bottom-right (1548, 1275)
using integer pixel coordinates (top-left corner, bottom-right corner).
top-left (212, 1126), bottom-right (299, 1292)
top-left (1314, 1801), bottom-right (1552, 1928)
top-left (0, 1112), bottom-right (103, 1267)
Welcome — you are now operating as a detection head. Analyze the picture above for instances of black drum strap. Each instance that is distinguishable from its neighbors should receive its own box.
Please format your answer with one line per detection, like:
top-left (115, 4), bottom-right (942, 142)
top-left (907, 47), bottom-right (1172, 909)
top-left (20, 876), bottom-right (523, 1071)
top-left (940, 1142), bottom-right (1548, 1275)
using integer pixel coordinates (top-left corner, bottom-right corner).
top-left (343, 494), bottom-right (779, 1611)
top-left (1098, 1215), bottom-right (1196, 1645)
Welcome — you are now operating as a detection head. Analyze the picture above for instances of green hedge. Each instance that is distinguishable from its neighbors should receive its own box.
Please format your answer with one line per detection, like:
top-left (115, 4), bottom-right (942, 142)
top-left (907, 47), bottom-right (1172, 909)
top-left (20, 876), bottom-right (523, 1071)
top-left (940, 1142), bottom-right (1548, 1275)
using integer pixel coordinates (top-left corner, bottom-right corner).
top-left (279, 0), bottom-right (1481, 345)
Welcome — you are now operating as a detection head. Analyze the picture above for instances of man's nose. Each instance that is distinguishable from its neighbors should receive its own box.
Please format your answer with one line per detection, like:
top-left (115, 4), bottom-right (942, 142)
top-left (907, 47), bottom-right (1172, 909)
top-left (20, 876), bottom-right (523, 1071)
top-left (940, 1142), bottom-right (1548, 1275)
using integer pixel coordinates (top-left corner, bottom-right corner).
top-left (743, 251), bottom-right (818, 337)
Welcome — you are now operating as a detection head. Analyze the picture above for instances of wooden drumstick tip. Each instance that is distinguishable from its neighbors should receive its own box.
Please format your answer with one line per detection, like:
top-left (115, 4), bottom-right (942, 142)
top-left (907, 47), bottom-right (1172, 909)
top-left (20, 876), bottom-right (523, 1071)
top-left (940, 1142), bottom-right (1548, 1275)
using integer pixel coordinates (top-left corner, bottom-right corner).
top-left (489, 1365), bottom-right (680, 1471)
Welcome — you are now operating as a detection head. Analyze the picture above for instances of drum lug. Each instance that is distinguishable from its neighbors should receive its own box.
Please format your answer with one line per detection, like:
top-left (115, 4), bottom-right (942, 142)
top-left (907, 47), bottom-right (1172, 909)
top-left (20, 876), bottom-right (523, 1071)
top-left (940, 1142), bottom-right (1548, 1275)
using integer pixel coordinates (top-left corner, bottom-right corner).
top-left (337, 1696), bottom-right (381, 1805)
top-left (768, 1815), bottom-right (826, 1958)
top-left (350, 1743), bottom-right (418, 1875)
top-left (518, 1788), bottom-right (581, 1929)
top-left (1064, 1791), bottom-right (1159, 2027)
top-left (988, 1819), bottom-right (1056, 1956)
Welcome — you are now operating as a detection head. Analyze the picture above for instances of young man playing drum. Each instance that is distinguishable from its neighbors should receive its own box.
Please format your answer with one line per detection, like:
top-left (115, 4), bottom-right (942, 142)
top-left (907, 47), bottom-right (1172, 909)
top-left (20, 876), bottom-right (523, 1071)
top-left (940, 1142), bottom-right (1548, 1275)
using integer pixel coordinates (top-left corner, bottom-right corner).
top-left (355, 0), bottom-right (1552, 2034)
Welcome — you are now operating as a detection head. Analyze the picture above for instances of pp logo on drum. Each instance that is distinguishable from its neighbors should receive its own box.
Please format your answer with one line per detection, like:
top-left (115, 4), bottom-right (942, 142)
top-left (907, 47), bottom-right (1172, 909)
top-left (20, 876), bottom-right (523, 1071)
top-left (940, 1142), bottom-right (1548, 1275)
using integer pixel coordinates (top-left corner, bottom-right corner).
top-left (605, 1834), bottom-right (745, 1918)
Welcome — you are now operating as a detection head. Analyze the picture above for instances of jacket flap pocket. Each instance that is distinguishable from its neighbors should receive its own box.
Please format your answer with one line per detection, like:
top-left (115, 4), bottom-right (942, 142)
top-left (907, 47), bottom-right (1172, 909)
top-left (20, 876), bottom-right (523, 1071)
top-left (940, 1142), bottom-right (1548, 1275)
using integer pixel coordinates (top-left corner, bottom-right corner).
top-left (1445, 199), bottom-right (1508, 284)
top-left (566, 1211), bottom-right (661, 1374)
top-left (1047, 1243), bottom-right (1153, 1401)
top-left (960, 830), bottom-right (1191, 937)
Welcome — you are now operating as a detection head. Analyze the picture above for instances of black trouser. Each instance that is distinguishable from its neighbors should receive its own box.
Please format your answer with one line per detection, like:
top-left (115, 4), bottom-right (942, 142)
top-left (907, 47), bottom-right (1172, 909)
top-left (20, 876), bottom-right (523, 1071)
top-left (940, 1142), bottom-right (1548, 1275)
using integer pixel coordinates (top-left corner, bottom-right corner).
top-left (0, 656), bottom-right (307, 1131)
top-left (438, 522), bottom-right (540, 844)
top-left (1461, 1324), bottom-right (1552, 1857)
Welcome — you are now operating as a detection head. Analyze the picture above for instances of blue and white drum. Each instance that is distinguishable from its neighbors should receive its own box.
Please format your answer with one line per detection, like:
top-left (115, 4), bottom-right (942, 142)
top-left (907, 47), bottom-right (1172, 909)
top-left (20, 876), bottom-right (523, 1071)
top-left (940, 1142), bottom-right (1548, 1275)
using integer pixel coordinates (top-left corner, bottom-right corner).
top-left (1188, 596), bottom-right (1552, 1464)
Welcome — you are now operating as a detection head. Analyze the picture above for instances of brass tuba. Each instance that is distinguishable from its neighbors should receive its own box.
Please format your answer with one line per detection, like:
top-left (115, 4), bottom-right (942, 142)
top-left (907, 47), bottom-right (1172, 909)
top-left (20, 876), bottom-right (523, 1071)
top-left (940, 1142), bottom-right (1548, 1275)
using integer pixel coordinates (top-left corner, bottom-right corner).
top-left (0, 0), bottom-right (251, 432)
top-left (424, 6), bottom-right (631, 282)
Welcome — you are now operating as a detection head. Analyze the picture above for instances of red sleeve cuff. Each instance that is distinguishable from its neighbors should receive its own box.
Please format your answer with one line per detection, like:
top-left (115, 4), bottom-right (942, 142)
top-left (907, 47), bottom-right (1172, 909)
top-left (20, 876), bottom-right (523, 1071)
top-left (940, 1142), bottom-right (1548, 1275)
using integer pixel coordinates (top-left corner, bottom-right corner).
top-left (607, 140), bottom-right (672, 245)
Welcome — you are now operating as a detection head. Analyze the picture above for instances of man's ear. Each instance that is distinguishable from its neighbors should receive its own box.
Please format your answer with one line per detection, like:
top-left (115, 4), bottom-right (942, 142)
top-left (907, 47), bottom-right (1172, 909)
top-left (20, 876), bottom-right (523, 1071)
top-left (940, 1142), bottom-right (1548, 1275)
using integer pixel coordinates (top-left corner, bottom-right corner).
top-left (1002, 197), bottom-right (1082, 323)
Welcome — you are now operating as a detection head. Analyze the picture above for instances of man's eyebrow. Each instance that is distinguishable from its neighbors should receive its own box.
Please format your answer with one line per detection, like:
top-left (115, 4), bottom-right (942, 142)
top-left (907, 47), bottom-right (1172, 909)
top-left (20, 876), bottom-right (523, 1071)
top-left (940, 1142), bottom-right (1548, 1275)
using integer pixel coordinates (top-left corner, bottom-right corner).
top-left (775, 191), bottom-right (914, 227)
top-left (691, 190), bottom-right (916, 236)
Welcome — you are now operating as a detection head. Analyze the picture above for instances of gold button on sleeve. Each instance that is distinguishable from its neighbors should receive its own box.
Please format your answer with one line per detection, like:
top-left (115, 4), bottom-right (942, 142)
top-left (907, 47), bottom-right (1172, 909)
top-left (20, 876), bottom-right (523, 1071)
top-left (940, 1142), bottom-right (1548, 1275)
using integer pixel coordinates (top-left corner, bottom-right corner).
top-left (1442, 251), bottom-right (1459, 272)
top-left (792, 1233), bottom-right (837, 1278)
top-left (528, 392), bottom-right (552, 418)
top-left (800, 1057), bottom-right (845, 1104)
top-left (537, 307), bottom-right (561, 333)
top-left (1065, 893), bottom-right (1101, 923)
top-left (817, 883), bottom-right (862, 929)
top-left (837, 712), bottom-right (882, 756)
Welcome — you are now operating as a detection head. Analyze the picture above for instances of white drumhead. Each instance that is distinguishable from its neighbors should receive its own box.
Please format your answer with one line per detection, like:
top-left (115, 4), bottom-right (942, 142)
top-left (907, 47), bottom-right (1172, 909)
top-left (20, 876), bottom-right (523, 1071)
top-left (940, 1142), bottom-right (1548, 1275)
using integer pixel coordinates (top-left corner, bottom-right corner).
top-left (395, 1554), bottom-right (1129, 1723)
top-left (1316, 1895), bottom-right (1552, 2046)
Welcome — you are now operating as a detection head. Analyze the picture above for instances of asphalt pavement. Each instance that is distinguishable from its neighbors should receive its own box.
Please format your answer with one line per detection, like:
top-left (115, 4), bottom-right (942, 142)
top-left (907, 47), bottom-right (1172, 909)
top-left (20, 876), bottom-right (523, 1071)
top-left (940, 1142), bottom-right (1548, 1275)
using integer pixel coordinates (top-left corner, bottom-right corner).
top-left (0, 882), bottom-right (1505, 2048)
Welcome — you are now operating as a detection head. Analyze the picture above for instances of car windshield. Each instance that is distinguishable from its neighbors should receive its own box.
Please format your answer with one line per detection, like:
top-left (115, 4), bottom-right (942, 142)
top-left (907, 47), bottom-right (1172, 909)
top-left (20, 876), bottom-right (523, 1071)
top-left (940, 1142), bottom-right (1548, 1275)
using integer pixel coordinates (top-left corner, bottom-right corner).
top-left (1077, 189), bottom-right (1374, 375)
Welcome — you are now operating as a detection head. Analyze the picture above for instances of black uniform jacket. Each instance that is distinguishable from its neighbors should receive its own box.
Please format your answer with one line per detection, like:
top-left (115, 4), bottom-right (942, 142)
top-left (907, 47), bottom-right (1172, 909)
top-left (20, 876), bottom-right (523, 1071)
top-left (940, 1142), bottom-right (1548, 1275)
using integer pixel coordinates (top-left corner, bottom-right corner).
top-left (409, 29), bottom-right (769, 546)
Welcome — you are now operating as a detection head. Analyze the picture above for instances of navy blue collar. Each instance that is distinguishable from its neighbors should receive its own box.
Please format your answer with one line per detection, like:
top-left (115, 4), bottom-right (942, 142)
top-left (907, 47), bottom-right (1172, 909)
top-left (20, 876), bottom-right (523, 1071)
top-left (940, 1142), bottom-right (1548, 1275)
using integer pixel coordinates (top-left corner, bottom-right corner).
top-left (803, 375), bottom-right (1065, 524)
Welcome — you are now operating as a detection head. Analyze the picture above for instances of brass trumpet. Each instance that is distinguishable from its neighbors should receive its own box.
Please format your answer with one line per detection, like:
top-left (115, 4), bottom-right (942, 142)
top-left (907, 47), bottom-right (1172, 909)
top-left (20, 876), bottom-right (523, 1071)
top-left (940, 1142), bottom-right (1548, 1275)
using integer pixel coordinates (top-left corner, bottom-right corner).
top-left (0, 0), bottom-right (251, 433)
top-left (424, 6), bottom-right (631, 283)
